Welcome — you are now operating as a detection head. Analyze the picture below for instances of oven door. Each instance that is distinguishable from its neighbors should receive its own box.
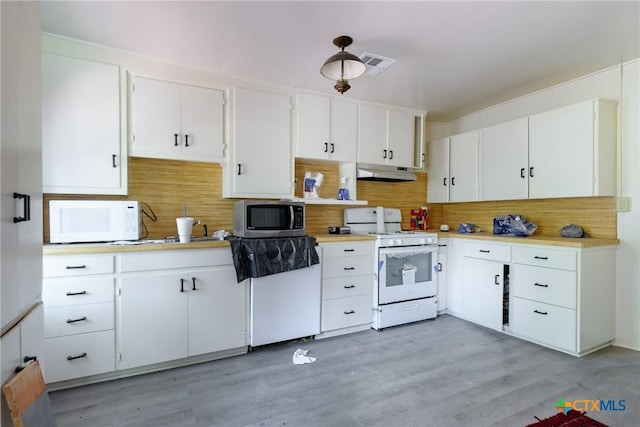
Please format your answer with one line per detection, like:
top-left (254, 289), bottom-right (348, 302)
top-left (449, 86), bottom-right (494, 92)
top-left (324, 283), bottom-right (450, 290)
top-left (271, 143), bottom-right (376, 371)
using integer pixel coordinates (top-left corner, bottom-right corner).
top-left (378, 245), bottom-right (438, 304)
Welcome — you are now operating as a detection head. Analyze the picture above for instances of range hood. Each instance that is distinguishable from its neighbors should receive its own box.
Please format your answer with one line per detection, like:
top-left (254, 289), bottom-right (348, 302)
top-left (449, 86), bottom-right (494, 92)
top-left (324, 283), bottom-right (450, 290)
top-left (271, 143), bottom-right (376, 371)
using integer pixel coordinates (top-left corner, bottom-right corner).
top-left (356, 163), bottom-right (417, 182)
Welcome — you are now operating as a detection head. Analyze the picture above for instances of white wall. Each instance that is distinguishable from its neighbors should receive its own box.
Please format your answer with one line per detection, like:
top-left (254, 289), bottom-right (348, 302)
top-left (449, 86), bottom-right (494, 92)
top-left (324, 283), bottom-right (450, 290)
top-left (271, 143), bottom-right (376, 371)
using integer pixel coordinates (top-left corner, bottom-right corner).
top-left (431, 60), bottom-right (640, 350)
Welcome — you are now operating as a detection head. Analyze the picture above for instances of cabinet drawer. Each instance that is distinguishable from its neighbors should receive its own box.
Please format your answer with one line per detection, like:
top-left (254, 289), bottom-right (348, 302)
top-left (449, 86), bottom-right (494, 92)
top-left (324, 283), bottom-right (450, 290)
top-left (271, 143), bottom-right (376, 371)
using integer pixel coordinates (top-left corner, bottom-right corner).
top-left (322, 242), bottom-right (373, 259)
top-left (323, 275), bottom-right (372, 300)
top-left (323, 256), bottom-right (372, 279)
top-left (43, 255), bottom-right (115, 278)
top-left (44, 330), bottom-right (115, 383)
top-left (43, 276), bottom-right (114, 307)
top-left (322, 294), bottom-right (372, 331)
top-left (512, 246), bottom-right (576, 270)
top-left (463, 242), bottom-right (510, 262)
top-left (511, 265), bottom-right (576, 309)
top-left (44, 302), bottom-right (114, 338)
top-left (119, 248), bottom-right (232, 272)
top-left (511, 297), bottom-right (576, 352)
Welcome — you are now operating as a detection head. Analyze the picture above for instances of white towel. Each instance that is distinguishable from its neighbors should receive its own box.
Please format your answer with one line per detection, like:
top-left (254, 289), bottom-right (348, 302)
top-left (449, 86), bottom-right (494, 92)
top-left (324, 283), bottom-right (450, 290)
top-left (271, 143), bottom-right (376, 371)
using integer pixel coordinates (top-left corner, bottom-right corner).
top-left (292, 348), bottom-right (316, 365)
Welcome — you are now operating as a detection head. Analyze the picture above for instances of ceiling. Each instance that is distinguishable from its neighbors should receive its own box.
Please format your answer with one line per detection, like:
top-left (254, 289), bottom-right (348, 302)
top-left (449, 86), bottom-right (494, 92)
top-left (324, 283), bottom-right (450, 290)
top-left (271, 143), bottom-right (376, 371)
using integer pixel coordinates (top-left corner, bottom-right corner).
top-left (40, 1), bottom-right (640, 122)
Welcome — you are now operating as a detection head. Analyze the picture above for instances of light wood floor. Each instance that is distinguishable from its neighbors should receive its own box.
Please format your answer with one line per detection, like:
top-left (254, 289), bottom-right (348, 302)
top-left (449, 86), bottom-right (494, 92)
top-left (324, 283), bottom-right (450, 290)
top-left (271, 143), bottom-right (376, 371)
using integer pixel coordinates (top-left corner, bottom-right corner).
top-left (50, 314), bottom-right (639, 427)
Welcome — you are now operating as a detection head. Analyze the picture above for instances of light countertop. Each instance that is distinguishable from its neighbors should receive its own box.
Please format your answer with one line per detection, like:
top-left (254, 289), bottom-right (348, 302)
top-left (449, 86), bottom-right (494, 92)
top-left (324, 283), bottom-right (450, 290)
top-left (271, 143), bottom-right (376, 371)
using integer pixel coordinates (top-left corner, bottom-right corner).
top-left (437, 231), bottom-right (619, 248)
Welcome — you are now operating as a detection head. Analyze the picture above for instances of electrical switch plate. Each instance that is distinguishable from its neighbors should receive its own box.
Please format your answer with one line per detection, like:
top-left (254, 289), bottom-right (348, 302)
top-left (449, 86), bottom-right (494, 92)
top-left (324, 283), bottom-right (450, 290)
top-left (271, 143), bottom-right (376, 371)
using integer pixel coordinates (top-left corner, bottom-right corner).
top-left (616, 197), bottom-right (630, 212)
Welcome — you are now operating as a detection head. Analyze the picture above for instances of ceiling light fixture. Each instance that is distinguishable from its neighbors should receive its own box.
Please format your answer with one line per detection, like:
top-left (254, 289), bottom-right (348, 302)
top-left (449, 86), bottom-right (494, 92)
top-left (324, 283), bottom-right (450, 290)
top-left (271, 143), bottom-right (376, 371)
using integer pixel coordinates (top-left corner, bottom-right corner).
top-left (320, 35), bottom-right (366, 94)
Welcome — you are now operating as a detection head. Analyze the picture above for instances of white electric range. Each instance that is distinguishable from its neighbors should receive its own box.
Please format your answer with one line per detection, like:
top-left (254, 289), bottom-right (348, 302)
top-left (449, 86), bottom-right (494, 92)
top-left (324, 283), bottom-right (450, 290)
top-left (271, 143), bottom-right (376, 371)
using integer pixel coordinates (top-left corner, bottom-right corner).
top-left (344, 207), bottom-right (439, 330)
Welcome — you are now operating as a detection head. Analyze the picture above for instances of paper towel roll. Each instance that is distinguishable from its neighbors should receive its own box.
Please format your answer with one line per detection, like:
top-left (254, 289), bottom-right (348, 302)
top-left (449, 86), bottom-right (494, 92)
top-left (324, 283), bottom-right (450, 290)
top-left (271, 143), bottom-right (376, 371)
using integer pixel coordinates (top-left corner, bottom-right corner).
top-left (376, 206), bottom-right (385, 233)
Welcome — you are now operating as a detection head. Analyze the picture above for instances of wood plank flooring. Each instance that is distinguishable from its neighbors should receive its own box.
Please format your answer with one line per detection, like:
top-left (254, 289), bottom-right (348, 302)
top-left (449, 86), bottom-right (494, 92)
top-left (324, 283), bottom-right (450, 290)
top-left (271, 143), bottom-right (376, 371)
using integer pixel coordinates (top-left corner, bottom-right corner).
top-left (49, 315), bottom-right (639, 427)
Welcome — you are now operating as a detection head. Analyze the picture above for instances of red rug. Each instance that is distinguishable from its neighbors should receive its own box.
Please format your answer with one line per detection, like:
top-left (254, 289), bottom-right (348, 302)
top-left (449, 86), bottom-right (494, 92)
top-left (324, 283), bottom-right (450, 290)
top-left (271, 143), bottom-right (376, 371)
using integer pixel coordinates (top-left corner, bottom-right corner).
top-left (526, 410), bottom-right (608, 426)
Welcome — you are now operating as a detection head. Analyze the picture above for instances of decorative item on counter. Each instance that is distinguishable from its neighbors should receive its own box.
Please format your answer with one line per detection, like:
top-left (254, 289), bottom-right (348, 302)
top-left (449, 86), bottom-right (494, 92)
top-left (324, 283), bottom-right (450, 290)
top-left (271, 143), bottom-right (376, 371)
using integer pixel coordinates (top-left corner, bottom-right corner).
top-left (439, 224), bottom-right (449, 232)
top-left (559, 224), bottom-right (588, 238)
top-left (458, 222), bottom-right (481, 233)
top-left (493, 215), bottom-right (537, 237)
top-left (176, 216), bottom-right (194, 243)
top-left (328, 225), bottom-right (350, 234)
top-left (213, 230), bottom-right (231, 240)
top-left (410, 206), bottom-right (429, 230)
top-left (337, 176), bottom-right (349, 200)
top-left (303, 171), bottom-right (323, 199)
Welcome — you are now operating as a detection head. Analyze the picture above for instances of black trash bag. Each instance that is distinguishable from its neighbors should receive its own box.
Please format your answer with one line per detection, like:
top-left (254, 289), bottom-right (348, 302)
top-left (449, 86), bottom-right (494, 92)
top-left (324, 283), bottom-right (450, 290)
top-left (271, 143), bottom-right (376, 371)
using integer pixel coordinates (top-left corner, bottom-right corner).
top-left (227, 236), bottom-right (319, 282)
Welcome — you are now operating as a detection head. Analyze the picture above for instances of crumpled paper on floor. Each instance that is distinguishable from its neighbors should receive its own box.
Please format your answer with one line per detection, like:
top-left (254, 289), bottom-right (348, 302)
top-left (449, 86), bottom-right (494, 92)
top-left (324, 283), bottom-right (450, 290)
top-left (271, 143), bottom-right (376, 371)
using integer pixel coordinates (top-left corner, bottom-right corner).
top-left (292, 348), bottom-right (316, 365)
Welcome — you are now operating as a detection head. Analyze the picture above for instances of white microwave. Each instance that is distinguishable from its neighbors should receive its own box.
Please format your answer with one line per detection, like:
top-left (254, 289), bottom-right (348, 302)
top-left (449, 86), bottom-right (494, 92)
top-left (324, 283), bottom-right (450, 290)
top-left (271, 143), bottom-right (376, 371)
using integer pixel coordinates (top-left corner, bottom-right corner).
top-left (49, 200), bottom-right (140, 243)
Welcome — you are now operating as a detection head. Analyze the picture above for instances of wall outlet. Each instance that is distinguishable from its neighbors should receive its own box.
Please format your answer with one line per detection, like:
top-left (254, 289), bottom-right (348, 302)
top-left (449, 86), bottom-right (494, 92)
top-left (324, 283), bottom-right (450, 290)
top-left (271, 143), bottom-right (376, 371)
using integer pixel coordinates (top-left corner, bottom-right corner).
top-left (616, 197), bottom-right (630, 212)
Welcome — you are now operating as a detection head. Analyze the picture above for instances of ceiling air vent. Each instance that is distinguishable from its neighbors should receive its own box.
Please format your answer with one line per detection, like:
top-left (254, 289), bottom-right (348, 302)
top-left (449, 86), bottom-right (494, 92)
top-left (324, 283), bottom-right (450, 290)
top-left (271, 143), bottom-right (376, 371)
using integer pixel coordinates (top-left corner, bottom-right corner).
top-left (359, 53), bottom-right (397, 76)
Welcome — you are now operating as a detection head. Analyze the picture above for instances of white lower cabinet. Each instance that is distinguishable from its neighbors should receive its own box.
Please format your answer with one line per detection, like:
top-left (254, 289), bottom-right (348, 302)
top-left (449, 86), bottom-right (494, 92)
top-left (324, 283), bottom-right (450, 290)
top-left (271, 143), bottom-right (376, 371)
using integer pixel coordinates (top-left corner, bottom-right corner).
top-left (117, 249), bottom-right (246, 370)
top-left (436, 239), bottom-right (448, 312)
top-left (318, 241), bottom-right (373, 337)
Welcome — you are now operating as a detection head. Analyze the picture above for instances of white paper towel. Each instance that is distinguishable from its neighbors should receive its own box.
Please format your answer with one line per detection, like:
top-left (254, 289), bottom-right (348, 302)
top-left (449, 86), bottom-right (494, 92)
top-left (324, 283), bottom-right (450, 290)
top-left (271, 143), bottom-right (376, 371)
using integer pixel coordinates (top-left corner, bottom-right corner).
top-left (376, 206), bottom-right (385, 233)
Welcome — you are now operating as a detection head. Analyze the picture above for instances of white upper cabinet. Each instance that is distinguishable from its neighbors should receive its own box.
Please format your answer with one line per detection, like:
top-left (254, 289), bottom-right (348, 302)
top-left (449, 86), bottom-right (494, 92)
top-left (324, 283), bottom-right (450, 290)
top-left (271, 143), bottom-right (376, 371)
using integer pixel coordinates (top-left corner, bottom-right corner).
top-left (479, 118), bottom-right (529, 201)
top-left (129, 75), bottom-right (224, 163)
top-left (528, 99), bottom-right (617, 199)
top-left (358, 104), bottom-right (416, 168)
top-left (296, 92), bottom-right (357, 162)
top-left (426, 137), bottom-right (450, 203)
top-left (224, 87), bottom-right (293, 199)
top-left (449, 131), bottom-right (479, 202)
top-left (42, 53), bottom-right (126, 195)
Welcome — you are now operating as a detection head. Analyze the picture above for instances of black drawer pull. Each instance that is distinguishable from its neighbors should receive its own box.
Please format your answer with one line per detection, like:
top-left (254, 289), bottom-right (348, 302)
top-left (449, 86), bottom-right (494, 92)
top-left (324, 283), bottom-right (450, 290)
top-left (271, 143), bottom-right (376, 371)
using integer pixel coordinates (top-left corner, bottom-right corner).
top-left (344, 310), bottom-right (355, 315)
top-left (14, 356), bottom-right (37, 373)
top-left (66, 291), bottom-right (87, 296)
top-left (343, 248), bottom-right (355, 252)
top-left (67, 352), bottom-right (87, 361)
top-left (343, 267), bottom-right (355, 271)
top-left (534, 256), bottom-right (549, 260)
top-left (192, 277), bottom-right (197, 291)
top-left (534, 283), bottom-right (549, 288)
top-left (343, 284), bottom-right (355, 289)
top-left (65, 265), bottom-right (87, 270)
top-left (533, 310), bottom-right (548, 316)
top-left (479, 249), bottom-right (490, 253)
top-left (66, 316), bottom-right (87, 324)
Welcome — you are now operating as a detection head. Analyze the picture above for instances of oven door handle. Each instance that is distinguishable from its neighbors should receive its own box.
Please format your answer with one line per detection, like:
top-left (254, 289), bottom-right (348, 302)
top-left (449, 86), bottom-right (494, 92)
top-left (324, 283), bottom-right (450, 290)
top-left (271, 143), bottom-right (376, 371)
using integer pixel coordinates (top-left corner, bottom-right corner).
top-left (379, 246), bottom-right (437, 257)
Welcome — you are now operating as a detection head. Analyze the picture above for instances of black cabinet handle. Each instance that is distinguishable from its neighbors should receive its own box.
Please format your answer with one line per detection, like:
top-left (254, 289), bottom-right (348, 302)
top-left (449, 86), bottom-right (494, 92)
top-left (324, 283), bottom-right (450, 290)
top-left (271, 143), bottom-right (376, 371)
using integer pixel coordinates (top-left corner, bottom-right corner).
top-left (192, 277), bottom-right (196, 291)
top-left (534, 283), bottom-right (549, 288)
top-left (13, 193), bottom-right (30, 223)
top-left (14, 356), bottom-right (37, 373)
top-left (65, 265), bottom-right (86, 270)
top-left (533, 310), bottom-right (548, 316)
top-left (534, 256), bottom-right (549, 260)
top-left (529, 166), bottom-right (534, 178)
top-left (112, 154), bottom-right (117, 168)
top-left (344, 310), bottom-right (355, 315)
top-left (479, 249), bottom-right (490, 253)
top-left (422, 153), bottom-right (425, 164)
top-left (67, 352), bottom-right (87, 361)
top-left (343, 284), bottom-right (355, 289)
top-left (180, 278), bottom-right (185, 293)
top-left (66, 290), bottom-right (87, 296)
top-left (174, 133), bottom-right (179, 146)
top-left (66, 316), bottom-right (87, 324)
top-left (330, 143), bottom-right (335, 153)
top-left (324, 142), bottom-right (328, 153)
top-left (494, 274), bottom-right (500, 285)
top-left (451, 177), bottom-right (456, 186)
top-left (389, 150), bottom-right (394, 159)
top-left (343, 248), bottom-right (355, 252)
top-left (185, 135), bottom-right (190, 147)
top-left (520, 168), bottom-right (525, 178)
top-left (443, 177), bottom-right (447, 186)
top-left (383, 149), bottom-right (387, 159)
top-left (344, 267), bottom-right (355, 271)
top-left (237, 164), bottom-right (242, 175)
top-left (437, 262), bottom-right (443, 272)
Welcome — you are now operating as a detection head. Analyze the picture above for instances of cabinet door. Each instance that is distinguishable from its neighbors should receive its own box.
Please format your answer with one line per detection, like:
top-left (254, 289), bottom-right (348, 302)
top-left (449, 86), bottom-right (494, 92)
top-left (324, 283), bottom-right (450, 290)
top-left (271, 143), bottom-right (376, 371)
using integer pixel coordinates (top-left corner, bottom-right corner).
top-left (297, 92), bottom-right (330, 160)
top-left (480, 118), bottom-right (529, 201)
top-left (42, 53), bottom-right (124, 194)
top-left (188, 267), bottom-right (246, 356)
top-left (387, 109), bottom-right (415, 168)
top-left (357, 104), bottom-right (388, 165)
top-left (462, 257), bottom-right (504, 331)
top-left (449, 131), bottom-right (478, 202)
top-left (130, 76), bottom-right (182, 158)
top-left (118, 273), bottom-right (188, 369)
top-left (180, 85), bottom-right (224, 160)
top-left (329, 98), bottom-right (357, 162)
top-left (528, 101), bottom-right (594, 198)
top-left (229, 87), bottom-right (292, 198)
top-left (426, 137), bottom-right (450, 203)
